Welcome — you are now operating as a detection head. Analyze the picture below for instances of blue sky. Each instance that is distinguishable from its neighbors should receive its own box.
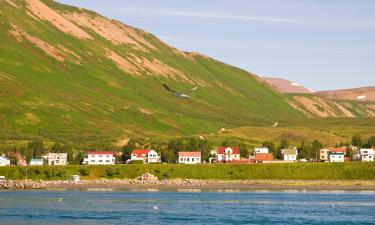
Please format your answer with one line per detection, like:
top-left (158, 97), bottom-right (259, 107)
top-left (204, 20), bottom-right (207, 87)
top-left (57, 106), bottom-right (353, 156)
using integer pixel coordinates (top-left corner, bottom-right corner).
top-left (58, 0), bottom-right (375, 90)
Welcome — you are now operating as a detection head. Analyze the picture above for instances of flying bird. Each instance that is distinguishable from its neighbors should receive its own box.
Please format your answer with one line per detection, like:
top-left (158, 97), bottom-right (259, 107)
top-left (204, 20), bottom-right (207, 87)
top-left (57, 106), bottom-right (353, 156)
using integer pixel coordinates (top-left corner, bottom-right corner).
top-left (163, 83), bottom-right (198, 99)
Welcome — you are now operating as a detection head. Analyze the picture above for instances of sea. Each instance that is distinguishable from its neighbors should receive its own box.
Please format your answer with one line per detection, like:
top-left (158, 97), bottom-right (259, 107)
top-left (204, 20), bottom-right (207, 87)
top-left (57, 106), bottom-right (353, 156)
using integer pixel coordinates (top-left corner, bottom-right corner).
top-left (0, 189), bottom-right (374, 224)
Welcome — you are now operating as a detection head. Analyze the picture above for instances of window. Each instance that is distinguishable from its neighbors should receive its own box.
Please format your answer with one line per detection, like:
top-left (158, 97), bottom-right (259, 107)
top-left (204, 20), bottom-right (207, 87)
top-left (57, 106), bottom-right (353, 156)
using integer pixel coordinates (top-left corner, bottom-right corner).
top-left (99, 160), bottom-right (102, 162)
top-left (106, 160), bottom-right (110, 162)
top-left (91, 160), bottom-right (95, 162)
top-left (192, 158), bottom-right (195, 162)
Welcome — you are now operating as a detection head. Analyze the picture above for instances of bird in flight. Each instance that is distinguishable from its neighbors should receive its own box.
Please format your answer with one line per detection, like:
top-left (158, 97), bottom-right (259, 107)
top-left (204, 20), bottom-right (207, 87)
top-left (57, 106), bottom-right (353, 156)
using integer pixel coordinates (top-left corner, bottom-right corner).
top-left (163, 83), bottom-right (198, 99)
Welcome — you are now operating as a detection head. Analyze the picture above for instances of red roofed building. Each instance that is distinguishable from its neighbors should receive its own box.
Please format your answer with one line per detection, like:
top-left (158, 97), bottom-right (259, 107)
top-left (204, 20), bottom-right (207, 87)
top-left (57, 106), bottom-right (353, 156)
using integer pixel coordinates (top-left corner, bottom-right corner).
top-left (216, 147), bottom-right (240, 163)
top-left (178, 151), bottom-right (201, 164)
top-left (329, 148), bottom-right (347, 154)
top-left (130, 149), bottom-right (160, 164)
top-left (83, 151), bottom-right (115, 165)
top-left (255, 153), bottom-right (274, 163)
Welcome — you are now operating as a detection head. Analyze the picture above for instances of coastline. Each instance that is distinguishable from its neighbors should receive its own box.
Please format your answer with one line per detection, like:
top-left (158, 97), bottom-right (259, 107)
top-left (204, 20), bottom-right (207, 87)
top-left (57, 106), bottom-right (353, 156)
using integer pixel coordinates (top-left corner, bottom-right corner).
top-left (44, 179), bottom-right (375, 191)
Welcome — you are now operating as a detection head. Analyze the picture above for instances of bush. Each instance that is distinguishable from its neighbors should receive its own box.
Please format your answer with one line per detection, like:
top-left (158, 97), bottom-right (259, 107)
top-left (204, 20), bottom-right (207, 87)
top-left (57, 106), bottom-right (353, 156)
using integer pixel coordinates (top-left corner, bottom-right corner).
top-left (79, 167), bottom-right (89, 176)
top-left (129, 160), bottom-right (143, 164)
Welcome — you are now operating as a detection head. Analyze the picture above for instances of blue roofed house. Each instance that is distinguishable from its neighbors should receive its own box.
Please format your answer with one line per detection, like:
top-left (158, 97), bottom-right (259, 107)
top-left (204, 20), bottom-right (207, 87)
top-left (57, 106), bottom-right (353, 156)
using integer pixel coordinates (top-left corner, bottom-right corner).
top-left (30, 159), bottom-right (44, 166)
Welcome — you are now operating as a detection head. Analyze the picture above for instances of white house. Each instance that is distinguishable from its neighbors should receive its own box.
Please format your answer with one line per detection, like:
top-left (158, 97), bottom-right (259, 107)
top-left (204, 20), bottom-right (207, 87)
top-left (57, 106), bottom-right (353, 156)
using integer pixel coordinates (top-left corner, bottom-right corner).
top-left (29, 158), bottom-right (44, 166)
top-left (130, 149), bottom-right (160, 163)
top-left (217, 147), bottom-right (240, 162)
top-left (178, 152), bottom-right (201, 164)
top-left (255, 148), bottom-right (269, 154)
top-left (360, 149), bottom-right (374, 162)
top-left (83, 151), bottom-right (115, 165)
top-left (282, 149), bottom-right (298, 162)
top-left (329, 152), bottom-right (344, 162)
top-left (0, 155), bottom-right (10, 166)
top-left (48, 153), bottom-right (68, 166)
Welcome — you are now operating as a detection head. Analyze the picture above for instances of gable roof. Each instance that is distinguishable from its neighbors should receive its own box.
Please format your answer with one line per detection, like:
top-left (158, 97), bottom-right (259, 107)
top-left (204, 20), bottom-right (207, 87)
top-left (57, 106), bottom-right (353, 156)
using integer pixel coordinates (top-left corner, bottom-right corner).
top-left (0, 156), bottom-right (9, 161)
top-left (255, 153), bottom-right (273, 161)
top-left (131, 149), bottom-right (151, 157)
top-left (178, 151), bottom-right (201, 157)
top-left (283, 149), bottom-right (297, 155)
top-left (30, 159), bottom-right (43, 163)
top-left (217, 147), bottom-right (240, 155)
top-left (87, 151), bottom-right (113, 155)
top-left (48, 153), bottom-right (67, 158)
top-left (328, 147), bottom-right (346, 153)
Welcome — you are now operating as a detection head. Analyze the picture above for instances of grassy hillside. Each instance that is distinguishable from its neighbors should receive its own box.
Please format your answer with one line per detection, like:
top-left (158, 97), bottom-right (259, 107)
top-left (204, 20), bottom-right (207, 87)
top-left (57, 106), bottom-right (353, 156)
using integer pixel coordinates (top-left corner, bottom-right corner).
top-left (1, 163), bottom-right (375, 180)
top-left (0, 0), bottom-right (306, 144)
top-left (0, 0), bottom-right (373, 148)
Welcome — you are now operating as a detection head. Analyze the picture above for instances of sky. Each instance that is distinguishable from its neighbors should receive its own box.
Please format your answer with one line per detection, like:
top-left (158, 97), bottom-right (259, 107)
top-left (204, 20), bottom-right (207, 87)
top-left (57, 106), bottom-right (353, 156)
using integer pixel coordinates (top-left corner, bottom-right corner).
top-left (57, 0), bottom-right (375, 90)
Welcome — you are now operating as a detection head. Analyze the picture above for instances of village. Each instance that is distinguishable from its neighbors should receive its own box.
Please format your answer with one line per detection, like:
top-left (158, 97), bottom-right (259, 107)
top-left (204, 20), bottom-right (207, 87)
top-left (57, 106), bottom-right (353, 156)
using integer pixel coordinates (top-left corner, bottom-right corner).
top-left (0, 145), bottom-right (374, 167)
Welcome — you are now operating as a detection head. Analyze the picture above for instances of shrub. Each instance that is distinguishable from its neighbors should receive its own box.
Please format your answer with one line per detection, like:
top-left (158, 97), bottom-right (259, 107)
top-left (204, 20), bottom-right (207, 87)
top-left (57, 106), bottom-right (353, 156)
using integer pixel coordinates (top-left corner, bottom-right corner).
top-left (129, 160), bottom-right (143, 164)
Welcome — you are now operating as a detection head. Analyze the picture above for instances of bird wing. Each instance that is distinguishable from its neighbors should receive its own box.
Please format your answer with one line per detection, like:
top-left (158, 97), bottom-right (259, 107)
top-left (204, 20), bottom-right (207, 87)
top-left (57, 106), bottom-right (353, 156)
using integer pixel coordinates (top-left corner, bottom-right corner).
top-left (163, 84), bottom-right (177, 93)
top-left (184, 86), bottom-right (198, 93)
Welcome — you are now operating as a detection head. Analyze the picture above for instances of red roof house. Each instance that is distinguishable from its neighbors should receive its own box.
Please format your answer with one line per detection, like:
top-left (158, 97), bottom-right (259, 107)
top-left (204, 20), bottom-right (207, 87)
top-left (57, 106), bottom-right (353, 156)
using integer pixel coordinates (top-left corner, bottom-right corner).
top-left (255, 153), bottom-right (274, 163)
top-left (216, 147), bottom-right (240, 162)
top-left (178, 151), bottom-right (201, 164)
top-left (130, 149), bottom-right (160, 163)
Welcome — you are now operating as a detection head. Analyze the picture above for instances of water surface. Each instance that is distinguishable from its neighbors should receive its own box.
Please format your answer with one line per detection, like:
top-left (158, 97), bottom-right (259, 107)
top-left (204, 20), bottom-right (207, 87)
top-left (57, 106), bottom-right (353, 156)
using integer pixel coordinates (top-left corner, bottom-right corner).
top-left (0, 189), bottom-right (374, 224)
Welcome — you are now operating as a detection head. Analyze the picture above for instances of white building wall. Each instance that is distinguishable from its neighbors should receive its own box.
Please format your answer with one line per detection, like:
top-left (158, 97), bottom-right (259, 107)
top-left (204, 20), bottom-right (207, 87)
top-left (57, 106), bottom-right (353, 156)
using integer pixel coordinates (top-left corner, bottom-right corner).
top-left (329, 154), bottom-right (344, 162)
top-left (0, 157), bottom-right (10, 166)
top-left (179, 156), bottom-right (201, 164)
top-left (86, 154), bottom-right (115, 165)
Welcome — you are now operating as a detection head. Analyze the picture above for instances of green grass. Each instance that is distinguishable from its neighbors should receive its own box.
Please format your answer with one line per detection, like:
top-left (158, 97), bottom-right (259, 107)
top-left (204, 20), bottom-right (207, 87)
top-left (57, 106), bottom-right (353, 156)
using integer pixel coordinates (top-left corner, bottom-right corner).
top-left (1, 163), bottom-right (375, 180)
top-left (0, 0), bottom-right (373, 147)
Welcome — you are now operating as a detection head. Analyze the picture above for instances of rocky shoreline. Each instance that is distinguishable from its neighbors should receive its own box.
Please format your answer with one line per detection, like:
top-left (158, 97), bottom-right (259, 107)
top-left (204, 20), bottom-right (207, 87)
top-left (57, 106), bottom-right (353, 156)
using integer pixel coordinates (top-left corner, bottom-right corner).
top-left (2, 173), bottom-right (375, 190)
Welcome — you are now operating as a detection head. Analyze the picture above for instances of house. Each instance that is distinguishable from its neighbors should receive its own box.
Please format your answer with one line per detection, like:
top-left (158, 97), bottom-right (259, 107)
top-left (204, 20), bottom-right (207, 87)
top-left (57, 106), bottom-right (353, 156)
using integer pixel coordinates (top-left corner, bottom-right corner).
top-left (254, 148), bottom-right (269, 154)
top-left (217, 147), bottom-right (240, 163)
top-left (178, 152), bottom-right (201, 164)
top-left (282, 149), bottom-right (298, 162)
top-left (328, 152), bottom-right (344, 162)
top-left (255, 153), bottom-right (273, 163)
top-left (320, 148), bottom-right (346, 162)
top-left (83, 151), bottom-right (115, 165)
top-left (360, 149), bottom-right (374, 162)
top-left (29, 158), bottom-right (44, 166)
top-left (319, 148), bottom-right (331, 162)
top-left (0, 155), bottom-right (10, 167)
top-left (130, 149), bottom-right (160, 163)
top-left (48, 153), bottom-right (68, 166)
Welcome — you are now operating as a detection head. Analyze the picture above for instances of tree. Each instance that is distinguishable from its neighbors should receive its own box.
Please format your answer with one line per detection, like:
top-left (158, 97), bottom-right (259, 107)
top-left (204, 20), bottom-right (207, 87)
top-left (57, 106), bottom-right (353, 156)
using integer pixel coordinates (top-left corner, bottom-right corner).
top-left (280, 139), bottom-right (289, 149)
top-left (298, 141), bottom-right (310, 159)
top-left (311, 140), bottom-right (323, 161)
top-left (121, 140), bottom-right (138, 162)
top-left (262, 141), bottom-right (276, 154)
top-left (74, 152), bottom-right (84, 165)
top-left (161, 149), bottom-right (175, 163)
top-left (352, 135), bottom-right (363, 147)
top-left (28, 140), bottom-right (45, 158)
top-left (363, 136), bottom-right (375, 148)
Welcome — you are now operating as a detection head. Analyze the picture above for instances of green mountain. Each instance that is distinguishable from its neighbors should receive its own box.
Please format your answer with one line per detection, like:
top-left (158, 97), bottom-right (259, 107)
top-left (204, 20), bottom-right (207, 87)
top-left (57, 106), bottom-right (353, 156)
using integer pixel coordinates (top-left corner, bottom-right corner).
top-left (0, 0), bottom-right (374, 146)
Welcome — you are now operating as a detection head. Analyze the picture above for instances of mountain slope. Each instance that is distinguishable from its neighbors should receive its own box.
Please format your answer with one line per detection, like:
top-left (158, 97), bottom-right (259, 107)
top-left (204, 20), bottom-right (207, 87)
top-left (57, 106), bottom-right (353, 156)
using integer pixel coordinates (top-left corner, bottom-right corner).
top-left (316, 87), bottom-right (375, 102)
top-left (262, 77), bottom-right (314, 93)
top-left (0, 0), bottom-right (308, 142)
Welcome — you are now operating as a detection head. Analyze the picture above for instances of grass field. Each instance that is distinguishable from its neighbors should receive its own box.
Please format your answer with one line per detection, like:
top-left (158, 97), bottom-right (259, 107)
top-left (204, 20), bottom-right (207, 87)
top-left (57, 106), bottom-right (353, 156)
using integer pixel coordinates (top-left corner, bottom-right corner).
top-left (1, 163), bottom-right (375, 181)
top-left (0, 0), bottom-right (373, 147)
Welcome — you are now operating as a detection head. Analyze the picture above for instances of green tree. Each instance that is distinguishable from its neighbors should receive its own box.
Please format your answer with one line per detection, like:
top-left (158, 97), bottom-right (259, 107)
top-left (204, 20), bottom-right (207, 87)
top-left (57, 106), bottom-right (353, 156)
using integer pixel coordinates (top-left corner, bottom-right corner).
top-left (262, 141), bottom-right (276, 154)
top-left (28, 140), bottom-right (45, 158)
top-left (298, 141), bottom-right (310, 159)
top-left (311, 140), bottom-right (323, 161)
top-left (161, 149), bottom-right (176, 163)
top-left (121, 140), bottom-right (138, 162)
top-left (352, 135), bottom-right (363, 147)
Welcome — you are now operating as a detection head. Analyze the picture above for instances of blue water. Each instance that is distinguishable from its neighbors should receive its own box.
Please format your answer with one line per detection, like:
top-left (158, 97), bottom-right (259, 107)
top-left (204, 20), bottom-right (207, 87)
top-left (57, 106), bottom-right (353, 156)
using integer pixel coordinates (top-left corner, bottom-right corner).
top-left (1, 189), bottom-right (375, 224)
